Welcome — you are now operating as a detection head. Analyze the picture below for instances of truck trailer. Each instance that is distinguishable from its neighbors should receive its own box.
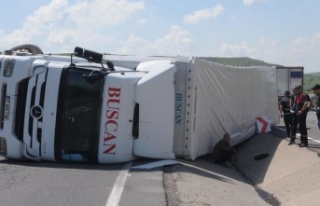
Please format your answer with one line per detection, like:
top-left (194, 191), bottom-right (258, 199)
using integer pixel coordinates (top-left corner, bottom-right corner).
top-left (0, 46), bottom-right (279, 164)
top-left (276, 66), bottom-right (304, 99)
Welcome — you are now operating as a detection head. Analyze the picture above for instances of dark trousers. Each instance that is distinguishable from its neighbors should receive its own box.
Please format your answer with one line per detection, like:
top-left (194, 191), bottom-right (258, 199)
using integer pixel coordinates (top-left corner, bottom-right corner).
top-left (291, 112), bottom-right (308, 145)
top-left (214, 151), bottom-right (234, 164)
top-left (316, 110), bottom-right (320, 130)
top-left (283, 114), bottom-right (293, 137)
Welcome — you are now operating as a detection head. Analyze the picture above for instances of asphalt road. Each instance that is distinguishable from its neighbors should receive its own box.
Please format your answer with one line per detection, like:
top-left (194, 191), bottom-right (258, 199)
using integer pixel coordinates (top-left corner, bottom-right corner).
top-left (277, 109), bottom-right (320, 153)
top-left (0, 158), bottom-right (167, 206)
top-left (305, 110), bottom-right (320, 141)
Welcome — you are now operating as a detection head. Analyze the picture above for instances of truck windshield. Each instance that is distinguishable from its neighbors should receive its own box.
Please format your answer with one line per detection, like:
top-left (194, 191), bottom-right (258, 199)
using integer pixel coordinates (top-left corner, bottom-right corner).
top-left (55, 66), bottom-right (102, 163)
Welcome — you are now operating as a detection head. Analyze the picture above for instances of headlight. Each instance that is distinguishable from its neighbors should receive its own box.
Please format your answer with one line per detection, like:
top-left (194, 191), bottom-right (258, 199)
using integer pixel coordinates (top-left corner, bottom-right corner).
top-left (3, 58), bottom-right (15, 77)
top-left (0, 137), bottom-right (7, 156)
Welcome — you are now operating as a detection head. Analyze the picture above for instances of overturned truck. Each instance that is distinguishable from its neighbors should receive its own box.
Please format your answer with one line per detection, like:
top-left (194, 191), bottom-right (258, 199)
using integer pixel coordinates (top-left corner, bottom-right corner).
top-left (0, 45), bottom-right (279, 164)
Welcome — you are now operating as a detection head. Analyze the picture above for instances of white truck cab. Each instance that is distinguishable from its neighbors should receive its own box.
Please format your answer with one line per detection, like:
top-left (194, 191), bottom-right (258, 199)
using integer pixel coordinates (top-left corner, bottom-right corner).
top-left (0, 47), bottom-right (181, 163)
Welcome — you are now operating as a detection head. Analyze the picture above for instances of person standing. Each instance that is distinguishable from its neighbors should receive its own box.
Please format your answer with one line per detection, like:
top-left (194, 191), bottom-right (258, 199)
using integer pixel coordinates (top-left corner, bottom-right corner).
top-left (279, 91), bottom-right (293, 138)
top-left (311, 84), bottom-right (320, 130)
top-left (289, 85), bottom-right (310, 147)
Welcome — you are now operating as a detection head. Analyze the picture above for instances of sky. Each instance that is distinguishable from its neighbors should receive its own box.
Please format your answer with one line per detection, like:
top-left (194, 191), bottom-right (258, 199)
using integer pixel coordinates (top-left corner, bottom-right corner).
top-left (0, 0), bottom-right (319, 73)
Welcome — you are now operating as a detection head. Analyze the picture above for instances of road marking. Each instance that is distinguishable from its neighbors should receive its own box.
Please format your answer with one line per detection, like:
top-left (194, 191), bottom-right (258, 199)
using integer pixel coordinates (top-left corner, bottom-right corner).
top-left (106, 162), bottom-right (132, 206)
top-left (290, 131), bottom-right (320, 143)
top-left (277, 127), bottom-right (320, 143)
top-left (296, 134), bottom-right (320, 143)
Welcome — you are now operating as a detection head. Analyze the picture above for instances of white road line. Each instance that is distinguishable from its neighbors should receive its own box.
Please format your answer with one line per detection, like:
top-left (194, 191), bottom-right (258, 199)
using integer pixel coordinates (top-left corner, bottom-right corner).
top-left (297, 134), bottom-right (320, 143)
top-left (106, 162), bottom-right (132, 206)
top-left (311, 139), bottom-right (320, 143)
top-left (277, 127), bottom-right (320, 143)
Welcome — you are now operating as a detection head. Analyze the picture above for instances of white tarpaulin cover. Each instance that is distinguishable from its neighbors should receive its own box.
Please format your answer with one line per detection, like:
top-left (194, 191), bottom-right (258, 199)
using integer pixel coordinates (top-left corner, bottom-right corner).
top-left (182, 57), bottom-right (279, 160)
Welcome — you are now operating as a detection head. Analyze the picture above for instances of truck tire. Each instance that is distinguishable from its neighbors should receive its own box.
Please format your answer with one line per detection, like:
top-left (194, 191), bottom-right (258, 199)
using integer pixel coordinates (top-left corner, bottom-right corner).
top-left (10, 44), bottom-right (43, 55)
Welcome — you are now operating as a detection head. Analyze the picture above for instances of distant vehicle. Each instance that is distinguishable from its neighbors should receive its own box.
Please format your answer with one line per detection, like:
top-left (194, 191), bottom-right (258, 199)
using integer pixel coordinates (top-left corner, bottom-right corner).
top-left (0, 45), bottom-right (279, 164)
top-left (276, 66), bottom-right (304, 99)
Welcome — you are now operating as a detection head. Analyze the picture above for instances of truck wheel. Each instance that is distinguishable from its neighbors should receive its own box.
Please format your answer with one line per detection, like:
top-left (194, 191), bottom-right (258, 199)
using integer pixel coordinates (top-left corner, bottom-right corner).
top-left (10, 44), bottom-right (43, 55)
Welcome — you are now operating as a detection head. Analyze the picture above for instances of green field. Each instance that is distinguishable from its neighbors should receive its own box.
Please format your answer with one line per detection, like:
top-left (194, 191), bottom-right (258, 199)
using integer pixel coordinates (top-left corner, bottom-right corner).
top-left (304, 72), bottom-right (320, 92)
top-left (201, 57), bottom-right (281, 67)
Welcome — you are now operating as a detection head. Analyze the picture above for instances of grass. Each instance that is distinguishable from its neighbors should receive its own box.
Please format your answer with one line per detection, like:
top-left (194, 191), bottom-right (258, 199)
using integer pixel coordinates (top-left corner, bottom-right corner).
top-left (201, 57), bottom-right (281, 67)
top-left (304, 72), bottom-right (320, 92)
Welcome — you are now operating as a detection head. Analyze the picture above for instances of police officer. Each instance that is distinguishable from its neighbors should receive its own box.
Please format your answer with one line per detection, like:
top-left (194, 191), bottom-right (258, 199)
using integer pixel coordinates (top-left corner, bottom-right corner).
top-left (279, 91), bottom-right (293, 138)
top-left (289, 85), bottom-right (310, 147)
